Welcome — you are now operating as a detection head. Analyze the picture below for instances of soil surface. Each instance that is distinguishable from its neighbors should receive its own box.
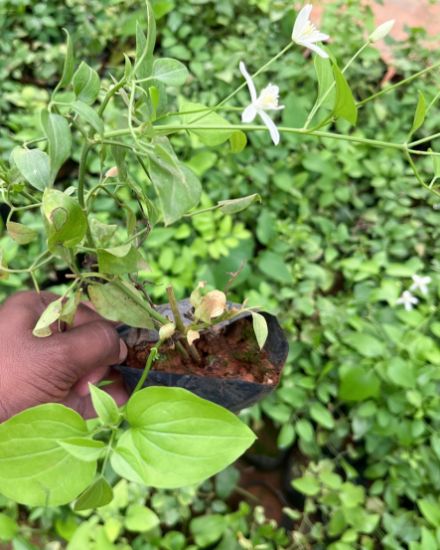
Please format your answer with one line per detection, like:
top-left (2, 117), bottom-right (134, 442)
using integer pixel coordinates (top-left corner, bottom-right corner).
top-left (125, 318), bottom-right (280, 385)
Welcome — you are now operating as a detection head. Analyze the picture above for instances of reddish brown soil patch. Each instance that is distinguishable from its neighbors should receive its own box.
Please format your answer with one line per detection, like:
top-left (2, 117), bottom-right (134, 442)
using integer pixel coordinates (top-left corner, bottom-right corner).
top-left (126, 318), bottom-right (280, 385)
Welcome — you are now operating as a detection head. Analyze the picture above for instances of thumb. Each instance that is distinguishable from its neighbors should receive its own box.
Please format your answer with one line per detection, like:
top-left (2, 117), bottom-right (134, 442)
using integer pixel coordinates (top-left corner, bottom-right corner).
top-left (49, 320), bottom-right (128, 382)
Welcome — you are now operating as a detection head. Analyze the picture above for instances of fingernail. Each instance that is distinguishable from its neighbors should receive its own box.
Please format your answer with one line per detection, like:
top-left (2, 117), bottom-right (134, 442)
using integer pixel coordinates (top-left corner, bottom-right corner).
top-left (119, 339), bottom-right (128, 363)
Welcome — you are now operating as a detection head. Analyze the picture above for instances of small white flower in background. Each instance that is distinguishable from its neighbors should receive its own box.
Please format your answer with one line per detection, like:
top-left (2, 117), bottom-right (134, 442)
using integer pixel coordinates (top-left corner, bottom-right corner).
top-left (239, 61), bottom-right (284, 145)
top-left (396, 290), bottom-right (419, 311)
top-left (410, 274), bottom-right (432, 295)
top-left (291, 4), bottom-right (329, 59)
top-left (369, 19), bottom-right (395, 42)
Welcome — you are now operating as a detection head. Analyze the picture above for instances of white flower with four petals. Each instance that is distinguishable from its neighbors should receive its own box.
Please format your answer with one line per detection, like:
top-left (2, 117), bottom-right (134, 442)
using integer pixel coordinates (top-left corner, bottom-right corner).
top-left (292, 4), bottom-right (329, 59)
top-left (239, 61), bottom-right (284, 145)
top-left (410, 274), bottom-right (431, 295)
top-left (396, 290), bottom-right (419, 311)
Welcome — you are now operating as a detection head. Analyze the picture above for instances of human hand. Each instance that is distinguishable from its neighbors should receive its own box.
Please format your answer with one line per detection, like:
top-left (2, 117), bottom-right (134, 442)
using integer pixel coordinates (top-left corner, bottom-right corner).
top-left (0, 291), bottom-right (128, 422)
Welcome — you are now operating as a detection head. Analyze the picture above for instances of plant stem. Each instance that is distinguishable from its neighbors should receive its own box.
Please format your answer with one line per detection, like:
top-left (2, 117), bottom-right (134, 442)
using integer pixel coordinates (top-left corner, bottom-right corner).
top-left (166, 285), bottom-right (202, 364)
top-left (409, 131), bottom-right (440, 148)
top-left (357, 60), bottom-right (440, 107)
top-left (133, 346), bottom-right (158, 393)
top-left (98, 78), bottom-right (127, 117)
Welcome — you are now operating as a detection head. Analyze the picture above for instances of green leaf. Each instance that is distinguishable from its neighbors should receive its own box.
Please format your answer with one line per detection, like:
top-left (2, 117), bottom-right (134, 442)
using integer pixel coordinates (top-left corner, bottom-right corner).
top-left (418, 498), bottom-right (440, 527)
top-left (11, 147), bottom-right (50, 191)
top-left (0, 513), bottom-right (18, 542)
top-left (339, 366), bottom-right (380, 401)
top-left (72, 61), bottom-right (101, 104)
top-left (90, 218), bottom-right (118, 247)
top-left (40, 111), bottom-right (72, 184)
top-left (147, 136), bottom-right (201, 225)
top-left (218, 193), bottom-right (261, 215)
top-left (178, 99), bottom-right (233, 146)
top-left (258, 251), bottom-right (291, 284)
top-left (111, 387), bottom-right (255, 488)
top-left (277, 424), bottom-right (295, 449)
top-left (152, 58), bottom-right (188, 86)
top-left (431, 150), bottom-right (440, 179)
top-left (332, 63), bottom-right (357, 125)
top-left (125, 504), bottom-right (159, 532)
top-left (6, 221), bottom-right (38, 245)
top-left (32, 297), bottom-right (63, 337)
top-left (251, 311), bottom-right (268, 349)
top-left (97, 244), bottom-right (141, 275)
top-left (71, 100), bottom-right (104, 135)
top-left (135, 0), bottom-right (156, 84)
top-left (42, 189), bottom-right (87, 250)
top-left (410, 91), bottom-right (426, 136)
top-left (58, 438), bottom-right (106, 462)
top-left (0, 404), bottom-right (96, 506)
top-left (190, 515), bottom-right (227, 548)
top-left (88, 281), bottom-right (154, 329)
top-left (292, 476), bottom-right (320, 496)
top-left (310, 402), bottom-right (335, 429)
top-left (314, 55), bottom-right (335, 109)
top-left (89, 384), bottom-right (120, 426)
top-left (74, 477), bottom-right (113, 511)
top-left (229, 130), bottom-right (247, 153)
top-left (343, 332), bottom-right (385, 357)
top-left (57, 28), bottom-right (75, 90)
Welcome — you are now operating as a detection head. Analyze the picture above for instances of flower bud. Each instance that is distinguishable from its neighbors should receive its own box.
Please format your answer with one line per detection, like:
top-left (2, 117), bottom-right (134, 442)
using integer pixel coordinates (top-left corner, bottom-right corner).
top-left (105, 166), bottom-right (119, 178)
top-left (159, 322), bottom-right (175, 341)
top-left (369, 19), bottom-right (395, 42)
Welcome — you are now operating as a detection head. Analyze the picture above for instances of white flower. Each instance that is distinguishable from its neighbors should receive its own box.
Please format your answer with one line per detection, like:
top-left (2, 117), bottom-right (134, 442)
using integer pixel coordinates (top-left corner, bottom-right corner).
top-left (396, 290), bottom-right (419, 311)
top-left (292, 4), bottom-right (329, 59)
top-left (410, 274), bottom-right (431, 296)
top-left (239, 62), bottom-right (284, 145)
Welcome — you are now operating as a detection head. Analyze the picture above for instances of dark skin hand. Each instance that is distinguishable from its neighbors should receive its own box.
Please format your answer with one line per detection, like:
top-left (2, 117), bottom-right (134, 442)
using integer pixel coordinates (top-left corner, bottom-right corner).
top-left (0, 291), bottom-right (128, 422)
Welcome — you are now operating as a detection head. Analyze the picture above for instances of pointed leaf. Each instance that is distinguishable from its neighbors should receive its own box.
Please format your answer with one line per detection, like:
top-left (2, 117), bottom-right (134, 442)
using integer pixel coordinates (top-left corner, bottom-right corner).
top-left (0, 404), bottom-right (97, 506)
top-left (11, 147), bottom-right (50, 191)
top-left (57, 28), bottom-right (75, 89)
top-left (332, 63), bottom-right (357, 125)
top-left (410, 91), bottom-right (426, 136)
top-left (178, 99), bottom-right (233, 146)
top-left (218, 193), bottom-right (261, 215)
top-left (89, 384), bottom-right (120, 426)
top-left (74, 477), bottom-right (113, 511)
top-left (58, 438), bottom-right (106, 462)
top-left (111, 387), bottom-right (256, 488)
top-left (71, 100), bottom-right (104, 135)
top-left (97, 245), bottom-right (141, 275)
top-left (40, 111), bottom-right (72, 184)
top-left (314, 55), bottom-right (335, 109)
top-left (73, 61), bottom-right (101, 105)
top-left (251, 311), bottom-right (268, 349)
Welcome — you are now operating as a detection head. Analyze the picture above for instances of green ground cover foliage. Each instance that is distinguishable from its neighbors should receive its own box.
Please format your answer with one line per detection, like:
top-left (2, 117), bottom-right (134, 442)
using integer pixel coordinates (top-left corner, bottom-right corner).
top-left (1, 0), bottom-right (440, 548)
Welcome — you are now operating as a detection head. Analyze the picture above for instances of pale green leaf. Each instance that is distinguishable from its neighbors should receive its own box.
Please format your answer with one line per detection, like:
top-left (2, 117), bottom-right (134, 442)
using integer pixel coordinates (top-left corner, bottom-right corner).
top-left (11, 147), bottom-right (50, 191)
top-left (58, 438), bottom-right (106, 462)
top-left (32, 298), bottom-right (63, 337)
top-left (0, 404), bottom-right (96, 506)
top-left (72, 61), bottom-right (100, 104)
top-left (6, 221), bottom-right (38, 245)
top-left (40, 111), bottom-right (72, 184)
top-left (125, 504), bottom-right (159, 532)
top-left (251, 311), bottom-right (268, 349)
top-left (178, 99), bottom-right (233, 146)
top-left (71, 100), bottom-right (104, 135)
top-left (218, 193), bottom-right (261, 215)
top-left (152, 58), bottom-right (188, 86)
top-left (57, 28), bottom-right (75, 89)
top-left (89, 384), bottom-right (120, 426)
top-left (88, 281), bottom-right (154, 329)
top-left (111, 387), bottom-right (256, 488)
top-left (332, 63), bottom-right (358, 125)
top-left (314, 55), bottom-right (335, 109)
top-left (410, 91), bottom-right (426, 136)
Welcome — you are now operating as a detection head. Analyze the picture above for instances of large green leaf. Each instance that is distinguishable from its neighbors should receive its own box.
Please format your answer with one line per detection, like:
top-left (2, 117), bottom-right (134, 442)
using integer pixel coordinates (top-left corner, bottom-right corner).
top-left (0, 404), bottom-right (96, 506)
top-left (178, 99), bottom-right (233, 146)
top-left (70, 101), bottom-right (104, 135)
top-left (40, 111), bottom-right (72, 184)
top-left (332, 63), bottom-right (357, 125)
top-left (88, 281), bottom-right (154, 329)
top-left (42, 189), bottom-right (87, 250)
top-left (111, 387), bottom-right (255, 488)
top-left (147, 136), bottom-right (201, 225)
top-left (11, 147), bottom-right (50, 191)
